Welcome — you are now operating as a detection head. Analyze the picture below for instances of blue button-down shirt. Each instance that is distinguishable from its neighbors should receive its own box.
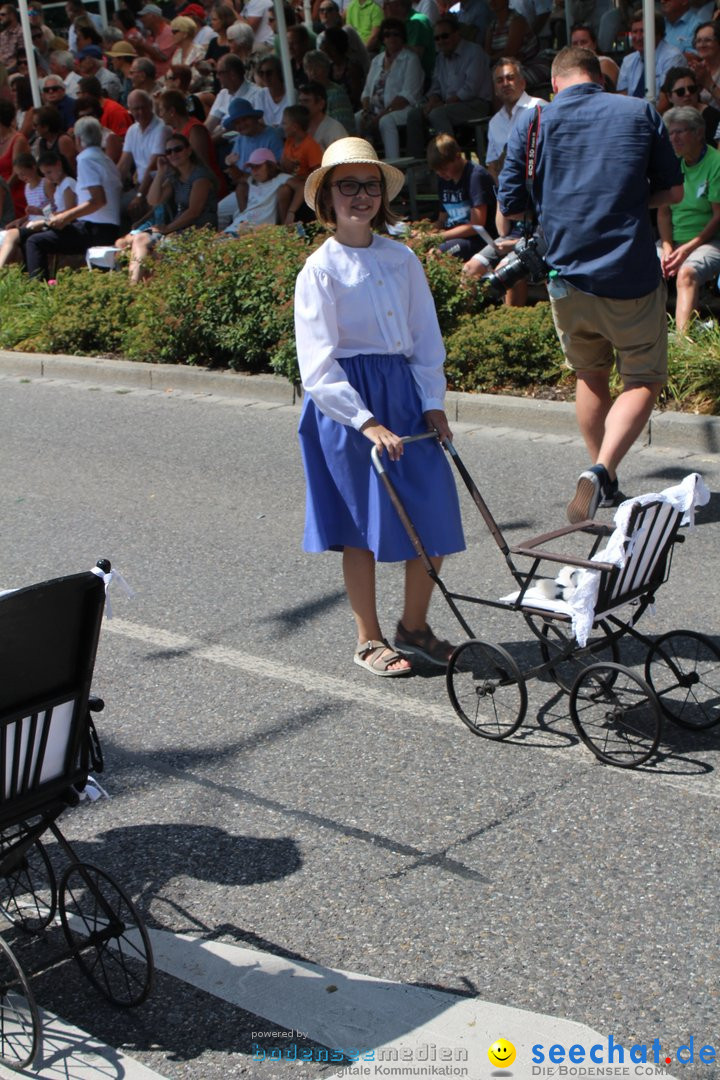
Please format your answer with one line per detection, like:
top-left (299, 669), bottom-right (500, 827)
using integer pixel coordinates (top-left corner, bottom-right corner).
top-left (616, 38), bottom-right (686, 98)
top-left (498, 82), bottom-right (683, 298)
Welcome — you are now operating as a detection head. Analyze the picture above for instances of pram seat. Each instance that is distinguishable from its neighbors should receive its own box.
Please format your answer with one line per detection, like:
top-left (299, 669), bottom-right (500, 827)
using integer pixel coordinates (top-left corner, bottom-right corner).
top-left (0, 562), bottom-right (154, 1072)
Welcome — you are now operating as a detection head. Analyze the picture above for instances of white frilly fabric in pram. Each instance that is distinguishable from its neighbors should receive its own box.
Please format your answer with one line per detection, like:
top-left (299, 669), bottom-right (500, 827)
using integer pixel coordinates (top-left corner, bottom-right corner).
top-left (500, 473), bottom-right (710, 647)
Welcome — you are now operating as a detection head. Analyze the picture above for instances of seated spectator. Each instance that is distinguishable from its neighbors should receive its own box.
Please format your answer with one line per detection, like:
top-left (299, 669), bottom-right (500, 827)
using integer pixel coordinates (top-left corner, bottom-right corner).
top-left (255, 55), bottom-right (290, 126)
top-left (134, 4), bottom-right (175, 78)
top-left (222, 147), bottom-right (291, 231)
top-left (617, 10), bottom-right (685, 98)
top-left (297, 80), bottom-right (347, 147)
top-left (384, 0), bottom-right (435, 85)
top-left (112, 7), bottom-right (144, 48)
top-left (129, 57), bottom-right (159, 97)
top-left (287, 25), bottom-right (315, 87)
top-left (238, 0), bottom-right (274, 52)
top-left (485, 0), bottom-right (549, 86)
top-left (661, 65), bottom-right (720, 143)
top-left (65, 0), bottom-right (103, 53)
top-left (116, 131), bottom-right (217, 282)
top-left (426, 133), bottom-right (496, 258)
top-left (688, 21), bottom-right (720, 107)
top-left (180, 3), bottom-right (217, 52)
top-left (38, 148), bottom-right (77, 212)
top-left (9, 74), bottom-right (35, 139)
top-left (659, 105), bottom-right (720, 331)
top-left (165, 63), bottom-right (206, 120)
top-left (0, 151), bottom-right (59, 267)
top-left (119, 88), bottom-right (171, 219)
top-left (0, 99), bottom-right (31, 216)
top-left (76, 44), bottom-right (123, 102)
top-left (33, 104), bottom-right (77, 174)
top-left (662, 0), bottom-right (703, 54)
top-left (205, 55), bottom-right (260, 139)
top-left (406, 14), bottom-right (492, 158)
top-left (320, 26), bottom-right (365, 108)
top-left (279, 103), bottom-right (322, 221)
top-left (217, 96), bottom-right (284, 220)
top-left (302, 49), bottom-right (356, 132)
top-left (40, 76), bottom-right (77, 136)
top-left (454, 0), bottom-right (492, 44)
top-left (484, 57), bottom-right (545, 181)
top-left (169, 16), bottom-right (206, 67)
top-left (226, 21), bottom-right (255, 62)
top-left (345, 0), bottom-right (384, 52)
top-left (205, 5), bottom-right (235, 66)
top-left (356, 18), bottom-right (424, 158)
top-left (157, 87), bottom-right (226, 192)
top-left (569, 23), bottom-right (619, 91)
top-left (0, 4), bottom-right (23, 75)
top-left (74, 93), bottom-right (123, 161)
top-left (104, 40), bottom-right (137, 105)
top-left (316, 1), bottom-right (369, 75)
top-left (77, 73), bottom-right (132, 136)
top-left (49, 49), bottom-right (82, 97)
top-left (24, 115), bottom-right (121, 278)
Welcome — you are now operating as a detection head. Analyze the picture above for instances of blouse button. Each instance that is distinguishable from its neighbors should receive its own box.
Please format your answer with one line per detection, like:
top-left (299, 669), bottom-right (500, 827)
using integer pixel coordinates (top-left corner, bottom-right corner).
top-left (387, 310), bottom-right (393, 317)
top-left (377, 279), bottom-right (383, 285)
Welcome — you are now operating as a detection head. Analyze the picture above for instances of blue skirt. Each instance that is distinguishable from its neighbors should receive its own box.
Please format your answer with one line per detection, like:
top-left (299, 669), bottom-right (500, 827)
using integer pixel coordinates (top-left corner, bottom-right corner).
top-left (298, 353), bottom-right (465, 563)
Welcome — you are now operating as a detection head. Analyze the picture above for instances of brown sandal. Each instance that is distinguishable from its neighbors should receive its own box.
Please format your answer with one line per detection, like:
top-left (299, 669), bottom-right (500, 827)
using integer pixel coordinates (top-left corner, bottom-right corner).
top-left (354, 639), bottom-right (412, 677)
top-left (394, 622), bottom-right (455, 668)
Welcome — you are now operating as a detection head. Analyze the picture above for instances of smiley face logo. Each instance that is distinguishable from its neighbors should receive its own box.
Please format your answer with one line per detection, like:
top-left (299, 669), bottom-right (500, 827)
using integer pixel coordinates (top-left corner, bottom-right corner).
top-left (488, 1039), bottom-right (516, 1069)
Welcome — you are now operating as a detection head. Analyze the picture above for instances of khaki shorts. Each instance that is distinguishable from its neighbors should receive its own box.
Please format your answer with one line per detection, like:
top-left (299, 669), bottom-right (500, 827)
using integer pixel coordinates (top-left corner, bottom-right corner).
top-left (684, 241), bottom-right (720, 285)
top-left (550, 280), bottom-right (668, 385)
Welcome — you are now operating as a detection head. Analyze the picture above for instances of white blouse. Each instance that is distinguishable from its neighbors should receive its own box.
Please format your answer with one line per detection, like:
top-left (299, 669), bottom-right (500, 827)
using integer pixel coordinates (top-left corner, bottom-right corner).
top-left (294, 234), bottom-right (447, 430)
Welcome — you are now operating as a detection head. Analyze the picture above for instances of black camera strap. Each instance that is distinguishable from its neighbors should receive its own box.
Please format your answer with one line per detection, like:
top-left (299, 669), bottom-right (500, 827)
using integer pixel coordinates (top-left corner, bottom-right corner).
top-left (523, 105), bottom-right (542, 238)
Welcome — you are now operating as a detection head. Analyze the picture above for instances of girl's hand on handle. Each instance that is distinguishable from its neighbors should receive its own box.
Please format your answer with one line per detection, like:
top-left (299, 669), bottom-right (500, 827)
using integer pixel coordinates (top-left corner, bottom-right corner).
top-left (360, 418), bottom-right (404, 461)
top-left (424, 409), bottom-right (453, 443)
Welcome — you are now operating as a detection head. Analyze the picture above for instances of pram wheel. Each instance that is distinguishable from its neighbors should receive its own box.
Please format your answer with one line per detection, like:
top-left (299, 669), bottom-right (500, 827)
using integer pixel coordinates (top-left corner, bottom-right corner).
top-left (645, 630), bottom-right (720, 730)
top-left (570, 663), bottom-right (662, 768)
top-left (447, 640), bottom-right (527, 739)
top-left (59, 862), bottom-right (154, 1007)
top-left (0, 936), bottom-right (40, 1071)
top-left (0, 836), bottom-right (57, 933)
top-left (538, 620), bottom-right (619, 695)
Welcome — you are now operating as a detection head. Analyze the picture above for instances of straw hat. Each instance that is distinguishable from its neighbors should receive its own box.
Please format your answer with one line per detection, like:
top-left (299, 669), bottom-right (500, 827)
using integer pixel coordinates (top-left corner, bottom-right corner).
top-left (304, 137), bottom-right (404, 211)
top-left (105, 40), bottom-right (138, 58)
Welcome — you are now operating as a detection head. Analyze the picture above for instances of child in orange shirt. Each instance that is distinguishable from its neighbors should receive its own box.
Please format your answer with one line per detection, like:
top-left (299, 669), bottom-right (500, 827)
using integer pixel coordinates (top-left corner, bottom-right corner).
top-left (280, 105), bottom-right (322, 224)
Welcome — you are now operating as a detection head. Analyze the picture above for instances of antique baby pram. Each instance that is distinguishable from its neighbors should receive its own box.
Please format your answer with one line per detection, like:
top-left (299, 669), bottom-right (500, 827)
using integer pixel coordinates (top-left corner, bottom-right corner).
top-left (0, 560), bottom-right (154, 1070)
top-left (372, 434), bottom-right (718, 769)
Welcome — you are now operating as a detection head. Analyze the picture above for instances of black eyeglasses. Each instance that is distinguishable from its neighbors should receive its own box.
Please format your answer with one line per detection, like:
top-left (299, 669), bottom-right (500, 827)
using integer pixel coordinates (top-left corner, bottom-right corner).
top-left (166, 145), bottom-right (186, 154)
top-left (434, 31), bottom-right (451, 40)
top-left (332, 179), bottom-right (383, 197)
top-left (43, 84), bottom-right (63, 91)
top-left (672, 84), bottom-right (698, 96)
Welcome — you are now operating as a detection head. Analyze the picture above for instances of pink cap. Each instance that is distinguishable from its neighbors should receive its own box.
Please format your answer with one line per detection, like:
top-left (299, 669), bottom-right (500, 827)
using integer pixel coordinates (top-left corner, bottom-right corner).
top-left (244, 147), bottom-right (277, 168)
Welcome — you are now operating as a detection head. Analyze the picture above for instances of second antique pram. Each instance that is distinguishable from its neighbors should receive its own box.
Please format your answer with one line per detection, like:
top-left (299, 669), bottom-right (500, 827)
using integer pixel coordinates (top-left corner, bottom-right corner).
top-left (372, 434), bottom-right (719, 769)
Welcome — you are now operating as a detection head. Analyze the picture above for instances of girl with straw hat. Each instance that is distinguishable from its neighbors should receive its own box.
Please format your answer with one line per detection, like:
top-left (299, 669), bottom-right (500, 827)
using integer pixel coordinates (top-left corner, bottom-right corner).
top-left (295, 137), bottom-right (465, 677)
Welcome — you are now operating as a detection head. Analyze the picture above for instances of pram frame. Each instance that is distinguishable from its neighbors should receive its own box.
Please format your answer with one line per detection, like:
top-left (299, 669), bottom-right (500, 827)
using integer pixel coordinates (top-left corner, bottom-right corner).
top-left (371, 434), bottom-right (719, 768)
top-left (0, 562), bottom-right (154, 1072)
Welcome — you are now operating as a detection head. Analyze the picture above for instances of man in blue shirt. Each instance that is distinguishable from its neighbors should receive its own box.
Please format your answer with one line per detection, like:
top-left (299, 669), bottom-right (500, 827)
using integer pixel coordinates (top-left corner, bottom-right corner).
top-left (499, 46), bottom-right (683, 522)
top-left (617, 10), bottom-right (685, 99)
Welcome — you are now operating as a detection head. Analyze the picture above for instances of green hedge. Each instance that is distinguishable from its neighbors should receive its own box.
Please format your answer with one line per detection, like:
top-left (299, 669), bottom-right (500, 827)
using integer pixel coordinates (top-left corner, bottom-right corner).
top-left (1, 227), bottom-right (719, 413)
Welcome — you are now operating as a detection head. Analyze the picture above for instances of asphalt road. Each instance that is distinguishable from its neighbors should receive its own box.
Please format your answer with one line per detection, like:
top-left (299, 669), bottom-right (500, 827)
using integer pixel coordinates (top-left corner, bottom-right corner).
top-left (0, 369), bottom-right (718, 1080)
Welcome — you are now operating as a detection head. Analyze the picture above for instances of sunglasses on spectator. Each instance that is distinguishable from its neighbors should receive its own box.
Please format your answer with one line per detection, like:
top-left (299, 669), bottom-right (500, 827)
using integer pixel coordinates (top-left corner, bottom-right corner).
top-left (434, 31), bottom-right (452, 40)
top-left (332, 179), bottom-right (382, 197)
top-left (44, 84), bottom-right (63, 91)
top-left (166, 145), bottom-right (187, 154)
top-left (672, 84), bottom-right (698, 95)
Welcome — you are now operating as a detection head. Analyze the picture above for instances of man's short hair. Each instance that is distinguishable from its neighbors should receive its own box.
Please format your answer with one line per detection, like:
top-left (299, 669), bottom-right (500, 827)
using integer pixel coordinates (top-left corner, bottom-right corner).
top-left (304, 48), bottom-right (331, 73)
top-left (77, 74), bottom-right (103, 98)
top-left (74, 115), bottom-right (103, 147)
top-left (283, 103), bottom-right (310, 130)
top-left (217, 53), bottom-right (245, 78)
top-left (664, 105), bottom-right (705, 136)
top-left (630, 9), bottom-right (665, 40)
top-left (435, 13), bottom-right (460, 33)
top-left (227, 21), bottom-right (253, 46)
top-left (426, 132), bottom-right (462, 170)
top-left (299, 80), bottom-right (327, 107)
top-left (133, 57), bottom-right (157, 78)
top-left (50, 49), bottom-right (74, 72)
top-left (492, 56), bottom-right (524, 77)
top-left (551, 45), bottom-right (602, 83)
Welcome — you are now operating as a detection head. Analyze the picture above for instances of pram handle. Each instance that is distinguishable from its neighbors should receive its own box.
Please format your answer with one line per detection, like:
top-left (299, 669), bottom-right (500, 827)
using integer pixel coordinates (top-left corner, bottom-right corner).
top-left (369, 430), bottom-right (441, 475)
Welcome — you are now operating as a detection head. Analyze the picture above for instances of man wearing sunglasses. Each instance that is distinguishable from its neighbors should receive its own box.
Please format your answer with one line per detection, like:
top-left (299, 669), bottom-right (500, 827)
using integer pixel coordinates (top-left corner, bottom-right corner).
top-left (406, 14), bottom-right (491, 159)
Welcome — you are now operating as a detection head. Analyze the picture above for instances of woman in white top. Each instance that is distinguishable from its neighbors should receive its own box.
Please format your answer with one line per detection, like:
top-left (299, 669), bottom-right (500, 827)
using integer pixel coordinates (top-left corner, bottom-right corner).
top-left (294, 138), bottom-right (464, 677)
top-left (355, 19), bottom-right (424, 159)
top-left (0, 152), bottom-right (56, 267)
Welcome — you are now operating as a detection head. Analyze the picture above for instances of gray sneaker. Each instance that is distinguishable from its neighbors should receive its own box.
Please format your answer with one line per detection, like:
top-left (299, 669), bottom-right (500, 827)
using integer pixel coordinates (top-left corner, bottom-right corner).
top-left (567, 469), bottom-right (603, 523)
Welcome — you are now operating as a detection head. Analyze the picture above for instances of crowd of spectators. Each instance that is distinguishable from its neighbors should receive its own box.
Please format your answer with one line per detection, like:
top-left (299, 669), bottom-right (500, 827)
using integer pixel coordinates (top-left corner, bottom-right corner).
top-left (0, 0), bottom-right (718, 328)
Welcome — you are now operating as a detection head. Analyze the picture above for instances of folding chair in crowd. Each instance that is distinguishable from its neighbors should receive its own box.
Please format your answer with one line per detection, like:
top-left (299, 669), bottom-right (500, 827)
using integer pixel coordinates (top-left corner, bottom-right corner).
top-left (0, 561), bottom-right (154, 1070)
top-left (373, 435), bottom-right (718, 769)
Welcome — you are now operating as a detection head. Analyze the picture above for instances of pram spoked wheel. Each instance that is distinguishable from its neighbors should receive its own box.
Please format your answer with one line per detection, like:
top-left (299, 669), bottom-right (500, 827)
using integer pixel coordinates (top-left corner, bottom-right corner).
top-left (569, 663), bottom-right (662, 767)
top-left (0, 936), bottom-right (41, 1071)
top-left (447, 640), bottom-right (527, 739)
top-left (537, 620), bottom-right (619, 695)
top-left (0, 836), bottom-right (57, 934)
top-left (644, 630), bottom-right (720, 730)
top-left (59, 862), bottom-right (154, 1007)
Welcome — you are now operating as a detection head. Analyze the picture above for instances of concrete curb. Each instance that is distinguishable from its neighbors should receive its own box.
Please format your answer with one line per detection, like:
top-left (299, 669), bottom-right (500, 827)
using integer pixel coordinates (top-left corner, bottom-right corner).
top-left (2, 349), bottom-right (719, 456)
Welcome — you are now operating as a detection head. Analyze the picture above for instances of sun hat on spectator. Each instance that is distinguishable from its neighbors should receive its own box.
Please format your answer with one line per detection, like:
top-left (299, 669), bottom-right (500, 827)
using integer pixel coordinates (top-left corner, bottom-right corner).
top-left (244, 147), bottom-right (277, 168)
top-left (105, 41), bottom-right (138, 57)
top-left (304, 137), bottom-right (404, 211)
top-left (138, 4), bottom-right (163, 15)
top-left (180, 3), bottom-right (205, 18)
top-left (77, 44), bottom-right (104, 60)
top-left (222, 97), bottom-right (263, 128)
